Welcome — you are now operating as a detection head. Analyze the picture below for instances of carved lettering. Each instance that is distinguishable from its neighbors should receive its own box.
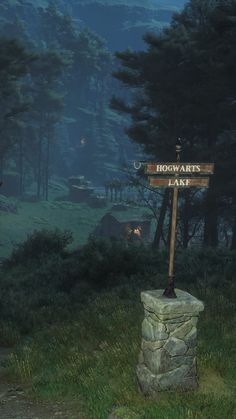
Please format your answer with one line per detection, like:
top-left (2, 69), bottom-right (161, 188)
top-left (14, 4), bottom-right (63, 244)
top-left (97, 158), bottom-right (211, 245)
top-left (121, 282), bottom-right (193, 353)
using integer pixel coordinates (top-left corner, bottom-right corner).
top-left (147, 163), bottom-right (214, 175)
top-left (150, 177), bottom-right (209, 188)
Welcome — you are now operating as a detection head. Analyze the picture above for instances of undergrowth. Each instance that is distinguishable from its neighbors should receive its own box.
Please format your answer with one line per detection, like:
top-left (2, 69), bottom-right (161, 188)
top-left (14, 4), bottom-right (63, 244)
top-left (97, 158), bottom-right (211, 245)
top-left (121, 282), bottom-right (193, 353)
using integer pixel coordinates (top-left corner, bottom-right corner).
top-left (0, 230), bottom-right (235, 418)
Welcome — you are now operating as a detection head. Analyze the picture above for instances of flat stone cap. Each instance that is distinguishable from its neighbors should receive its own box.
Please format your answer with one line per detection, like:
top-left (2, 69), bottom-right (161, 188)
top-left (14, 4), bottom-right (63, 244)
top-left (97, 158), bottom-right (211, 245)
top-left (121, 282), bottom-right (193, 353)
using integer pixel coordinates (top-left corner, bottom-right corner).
top-left (141, 289), bottom-right (204, 315)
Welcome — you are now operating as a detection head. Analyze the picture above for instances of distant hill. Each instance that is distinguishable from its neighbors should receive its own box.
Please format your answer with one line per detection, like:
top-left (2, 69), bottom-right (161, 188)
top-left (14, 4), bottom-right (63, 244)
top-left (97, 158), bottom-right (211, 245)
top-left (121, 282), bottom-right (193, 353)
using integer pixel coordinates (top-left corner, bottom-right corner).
top-left (65, 0), bottom-right (186, 50)
top-left (0, 0), bottom-right (186, 50)
top-left (77, 0), bottom-right (185, 10)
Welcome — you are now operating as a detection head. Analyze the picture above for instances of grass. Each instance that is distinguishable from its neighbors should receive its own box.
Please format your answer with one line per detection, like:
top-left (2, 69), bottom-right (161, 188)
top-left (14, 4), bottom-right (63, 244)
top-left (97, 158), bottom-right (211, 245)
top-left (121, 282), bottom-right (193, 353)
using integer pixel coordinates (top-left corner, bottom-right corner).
top-left (0, 200), bottom-right (109, 259)
top-left (0, 196), bottom-right (155, 260)
top-left (6, 280), bottom-right (236, 419)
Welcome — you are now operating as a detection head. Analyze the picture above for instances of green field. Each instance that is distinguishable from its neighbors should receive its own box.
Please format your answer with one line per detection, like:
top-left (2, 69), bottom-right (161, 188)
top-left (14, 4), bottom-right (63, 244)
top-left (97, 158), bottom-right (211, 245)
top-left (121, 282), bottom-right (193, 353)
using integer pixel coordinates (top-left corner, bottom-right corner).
top-left (0, 194), bottom-right (155, 260)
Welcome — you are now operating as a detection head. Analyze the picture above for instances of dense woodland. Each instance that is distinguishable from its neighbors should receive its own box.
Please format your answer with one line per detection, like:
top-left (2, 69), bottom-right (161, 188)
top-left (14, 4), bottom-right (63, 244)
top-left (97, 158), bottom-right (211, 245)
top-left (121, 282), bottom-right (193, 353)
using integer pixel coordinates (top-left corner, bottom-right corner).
top-left (0, 0), bottom-right (236, 250)
top-left (111, 0), bottom-right (236, 250)
top-left (0, 2), bottom-right (235, 418)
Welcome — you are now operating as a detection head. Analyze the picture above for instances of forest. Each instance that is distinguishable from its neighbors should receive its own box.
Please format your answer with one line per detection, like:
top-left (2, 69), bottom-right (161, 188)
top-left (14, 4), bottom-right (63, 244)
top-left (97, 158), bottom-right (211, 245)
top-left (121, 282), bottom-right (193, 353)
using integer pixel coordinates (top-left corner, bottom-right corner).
top-left (0, 1), bottom-right (235, 418)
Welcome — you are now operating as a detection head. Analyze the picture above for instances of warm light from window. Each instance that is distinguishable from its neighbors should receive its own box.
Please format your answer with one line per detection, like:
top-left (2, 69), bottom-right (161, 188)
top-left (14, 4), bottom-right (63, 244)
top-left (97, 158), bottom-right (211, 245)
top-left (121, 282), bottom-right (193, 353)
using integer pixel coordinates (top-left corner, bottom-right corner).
top-left (133, 226), bottom-right (142, 237)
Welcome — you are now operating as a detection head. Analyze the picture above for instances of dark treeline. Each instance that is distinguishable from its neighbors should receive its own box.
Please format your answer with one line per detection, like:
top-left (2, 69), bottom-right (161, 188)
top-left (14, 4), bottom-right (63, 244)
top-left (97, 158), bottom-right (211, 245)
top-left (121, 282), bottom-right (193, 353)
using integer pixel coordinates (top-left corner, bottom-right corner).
top-left (0, 0), bottom-right (236, 250)
top-left (111, 0), bottom-right (236, 249)
top-left (0, 1), bottom-right (134, 198)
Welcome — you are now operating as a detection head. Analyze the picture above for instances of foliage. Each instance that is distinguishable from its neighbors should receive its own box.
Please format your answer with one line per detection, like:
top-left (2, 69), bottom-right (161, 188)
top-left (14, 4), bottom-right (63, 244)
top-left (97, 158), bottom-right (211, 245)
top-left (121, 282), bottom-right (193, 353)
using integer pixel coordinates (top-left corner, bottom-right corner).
top-left (0, 38), bottom-right (35, 176)
top-left (1, 229), bottom-right (236, 338)
top-left (76, 236), bottom-right (163, 289)
top-left (175, 247), bottom-right (236, 283)
top-left (112, 0), bottom-right (236, 248)
top-left (2, 229), bottom-right (73, 268)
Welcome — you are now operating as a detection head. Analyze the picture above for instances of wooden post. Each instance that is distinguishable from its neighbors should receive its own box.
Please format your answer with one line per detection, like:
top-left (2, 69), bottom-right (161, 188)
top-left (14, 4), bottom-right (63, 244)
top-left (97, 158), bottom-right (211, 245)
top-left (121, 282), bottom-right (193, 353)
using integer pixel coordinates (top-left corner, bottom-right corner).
top-left (134, 142), bottom-right (214, 299)
top-left (163, 139), bottom-right (182, 298)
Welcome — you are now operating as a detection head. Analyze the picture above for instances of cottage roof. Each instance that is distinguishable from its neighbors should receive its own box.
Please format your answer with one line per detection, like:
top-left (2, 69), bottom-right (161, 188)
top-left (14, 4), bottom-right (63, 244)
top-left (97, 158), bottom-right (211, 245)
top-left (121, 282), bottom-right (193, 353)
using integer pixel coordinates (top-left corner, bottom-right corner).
top-left (102, 211), bottom-right (151, 224)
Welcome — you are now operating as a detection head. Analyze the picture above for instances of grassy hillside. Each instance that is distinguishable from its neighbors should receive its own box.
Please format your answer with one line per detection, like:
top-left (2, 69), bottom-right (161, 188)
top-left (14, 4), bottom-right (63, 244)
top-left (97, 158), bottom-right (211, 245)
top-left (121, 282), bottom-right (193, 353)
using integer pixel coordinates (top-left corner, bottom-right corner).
top-left (0, 197), bottom-right (155, 260)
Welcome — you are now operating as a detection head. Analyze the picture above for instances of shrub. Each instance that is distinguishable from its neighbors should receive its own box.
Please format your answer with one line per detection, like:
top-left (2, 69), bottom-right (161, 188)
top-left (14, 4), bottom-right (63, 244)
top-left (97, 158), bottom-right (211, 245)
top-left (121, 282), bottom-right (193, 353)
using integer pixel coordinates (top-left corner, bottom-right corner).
top-left (3, 229), bottom-right (73, 268)
top-left (76, 236), bottom-right (164, 289)
top-left (175, 247), bottom-right (236, 284)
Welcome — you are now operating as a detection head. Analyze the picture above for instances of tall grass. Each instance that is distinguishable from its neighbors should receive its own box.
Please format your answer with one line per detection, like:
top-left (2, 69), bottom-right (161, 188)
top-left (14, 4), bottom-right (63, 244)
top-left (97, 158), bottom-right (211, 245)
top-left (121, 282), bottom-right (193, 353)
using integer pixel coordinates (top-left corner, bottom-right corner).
top-left (7, 284), bottom-right (236, 419)
top-left (1, 233), bottom-right (236, 417)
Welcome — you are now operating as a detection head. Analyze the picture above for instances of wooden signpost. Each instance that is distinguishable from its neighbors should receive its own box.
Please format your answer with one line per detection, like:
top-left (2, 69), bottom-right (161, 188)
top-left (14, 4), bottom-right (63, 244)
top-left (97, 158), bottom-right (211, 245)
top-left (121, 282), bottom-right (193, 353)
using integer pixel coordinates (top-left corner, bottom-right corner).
top-left (134, 139), bottom-right (214, 298)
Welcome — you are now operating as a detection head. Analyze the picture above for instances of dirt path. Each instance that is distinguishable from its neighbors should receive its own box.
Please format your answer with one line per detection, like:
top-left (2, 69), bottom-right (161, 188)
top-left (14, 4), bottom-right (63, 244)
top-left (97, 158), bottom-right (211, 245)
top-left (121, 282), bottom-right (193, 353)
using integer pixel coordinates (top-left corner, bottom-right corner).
top-left (0, 348), bottom-right (87, 419)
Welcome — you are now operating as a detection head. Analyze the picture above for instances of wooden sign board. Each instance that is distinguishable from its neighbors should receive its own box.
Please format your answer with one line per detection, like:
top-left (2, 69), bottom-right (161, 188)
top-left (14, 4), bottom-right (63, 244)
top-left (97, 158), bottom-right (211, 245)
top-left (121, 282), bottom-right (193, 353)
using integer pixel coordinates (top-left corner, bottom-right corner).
top-left (149, 177), bottom-right (209, 188)
top-left (145, 163), bottom-right (214, 175)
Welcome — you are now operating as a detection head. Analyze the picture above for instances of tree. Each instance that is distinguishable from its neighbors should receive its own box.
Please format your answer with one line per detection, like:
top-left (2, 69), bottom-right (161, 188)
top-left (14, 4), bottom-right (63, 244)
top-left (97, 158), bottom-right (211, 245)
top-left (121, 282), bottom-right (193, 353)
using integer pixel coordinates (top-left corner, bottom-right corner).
top-left (29, 49), bottom-right (69, 200)
top-left (0, 38), bottom-right (35, 179)
top-left (111, 0), bottom-right (236, 248)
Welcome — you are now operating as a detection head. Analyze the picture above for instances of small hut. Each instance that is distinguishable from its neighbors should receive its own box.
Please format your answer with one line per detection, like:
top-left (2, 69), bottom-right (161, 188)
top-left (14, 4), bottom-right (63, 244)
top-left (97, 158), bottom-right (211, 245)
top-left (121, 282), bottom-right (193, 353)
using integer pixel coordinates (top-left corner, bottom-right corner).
top-left (94, 212), bottom-right (151, 241)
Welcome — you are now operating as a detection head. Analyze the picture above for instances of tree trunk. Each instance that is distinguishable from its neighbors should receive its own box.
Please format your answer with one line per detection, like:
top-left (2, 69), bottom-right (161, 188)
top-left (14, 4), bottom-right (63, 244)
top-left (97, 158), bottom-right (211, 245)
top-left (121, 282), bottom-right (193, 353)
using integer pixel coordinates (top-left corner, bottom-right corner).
top-left (37, 137), bottom-right (42, 200)
top-left (0, 155), bottom-right (4, 180)
top-left (182, 190), bottom-right (191, 248)
top-left (152, 189), bottom-right (170, 249)
top-left (19, 137), bottom-right (24, 196)
top-left (45, 127), bottom-right (51, 201)
top-left (231, 200), bottom-right (236, 250)
top-left (203, 190), bottom-right (218, 247)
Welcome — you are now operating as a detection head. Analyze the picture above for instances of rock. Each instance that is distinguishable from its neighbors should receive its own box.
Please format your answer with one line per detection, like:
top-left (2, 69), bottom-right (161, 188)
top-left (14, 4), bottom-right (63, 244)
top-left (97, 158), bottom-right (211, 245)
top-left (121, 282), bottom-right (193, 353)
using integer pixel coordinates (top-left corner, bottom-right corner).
top-left (170, 320), bottom-right (195, 339)
top-left (141, 318), bottom-right (168, 341)
top-left (143, 348), bottom-right (166, 374)
top-left (186, 347), bottom-right (197, 356)
top-left (164, 337), bottom-right (188, 356)
top-left (141, 339), bottom-right (165, 351)
top-left (144, 308), bottom-right (191, 323)
top-left (136, 363), bottom-right (155, 396)
top-left (185, 327), bottom-right (197, 348)
top-left (138, 350), bottom-right (144, 364)
top-left (144, 346), bottom-right (194, 375)
top-left (153, 364), bottom-right (191, 390)
top-left (166, 316), bottom-right (198, 333)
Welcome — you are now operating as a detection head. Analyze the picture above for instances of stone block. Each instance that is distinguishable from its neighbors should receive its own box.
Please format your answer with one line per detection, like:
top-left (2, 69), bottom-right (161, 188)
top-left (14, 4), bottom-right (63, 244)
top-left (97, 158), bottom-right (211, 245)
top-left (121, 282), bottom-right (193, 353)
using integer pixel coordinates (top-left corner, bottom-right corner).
top-left (142, 318), bottom-right (168, 341)
top-left (143, 348), bottom-right (166, 375)
top-left (170, 320), bottom-right (194, 339)
top-left (136, 364), bottom-right (155, 396)
top-left (153, 364), bottom-right (192, 390)
top-left (144, 309), bottom-right (192, 323)
top-left (137, 289), bottom-right (204, 396)
top-left (141, 289), bottom-right (204, 316)
top-left (164, 337), bottom-right (188, 356)
top-left (186, 347), bottom-right (197, 356)
top-left (138, 350), bottom-right (144, 364)
top-left (141, 339), bottom-right (165, 351)
top-left (185, 327), bottom-right (197, 348)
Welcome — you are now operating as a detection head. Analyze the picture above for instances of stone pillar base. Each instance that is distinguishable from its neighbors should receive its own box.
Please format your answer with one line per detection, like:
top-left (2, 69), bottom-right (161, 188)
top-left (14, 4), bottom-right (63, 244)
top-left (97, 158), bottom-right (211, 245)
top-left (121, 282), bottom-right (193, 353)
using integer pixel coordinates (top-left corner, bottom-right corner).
top-left (136, 289), bottom-right (204, 397)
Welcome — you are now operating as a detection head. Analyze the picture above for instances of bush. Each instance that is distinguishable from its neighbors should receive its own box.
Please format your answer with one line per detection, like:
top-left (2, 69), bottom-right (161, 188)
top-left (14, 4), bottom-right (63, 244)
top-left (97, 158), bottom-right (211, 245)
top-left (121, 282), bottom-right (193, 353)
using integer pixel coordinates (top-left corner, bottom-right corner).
top-left (175, 247), bottom-right (236, 283)
top-left (2, 229), bottom-right (235, 335)
top-left (76, 236), bottom-right (164, 289)
top-left (3, 229), bottom-right (73, 268)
